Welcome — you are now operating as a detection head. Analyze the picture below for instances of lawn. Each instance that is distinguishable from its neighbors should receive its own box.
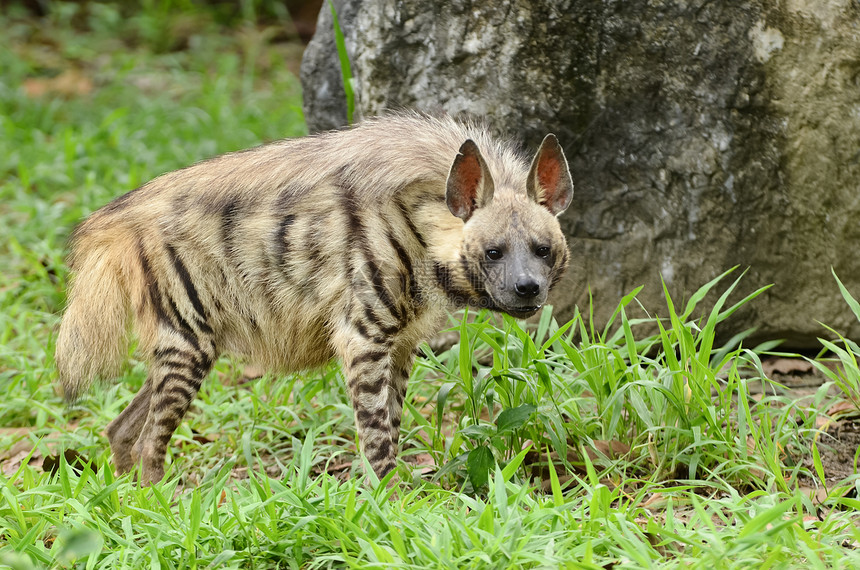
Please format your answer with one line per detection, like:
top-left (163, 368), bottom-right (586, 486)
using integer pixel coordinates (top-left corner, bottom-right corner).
top-left (2, 3), bottom-right (860, 569)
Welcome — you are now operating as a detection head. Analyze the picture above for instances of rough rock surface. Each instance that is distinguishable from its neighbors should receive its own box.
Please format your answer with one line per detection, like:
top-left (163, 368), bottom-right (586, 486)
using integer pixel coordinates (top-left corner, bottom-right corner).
top-left (301, 0), bottom-right (860, 346)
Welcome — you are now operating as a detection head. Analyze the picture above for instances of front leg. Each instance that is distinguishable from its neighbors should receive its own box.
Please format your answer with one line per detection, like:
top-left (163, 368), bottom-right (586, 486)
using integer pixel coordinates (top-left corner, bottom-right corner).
top-left (331, 319), bottom-right (400, 478)
top-left (348, 345), bottom-right (398, 477)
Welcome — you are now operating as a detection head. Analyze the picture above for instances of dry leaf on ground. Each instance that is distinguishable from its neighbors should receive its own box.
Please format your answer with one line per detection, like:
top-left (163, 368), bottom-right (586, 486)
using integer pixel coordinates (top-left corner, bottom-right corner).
top-left (23, 69), bottom-right (94, 98)
top-left (762, 357), bottom-right (814, 376)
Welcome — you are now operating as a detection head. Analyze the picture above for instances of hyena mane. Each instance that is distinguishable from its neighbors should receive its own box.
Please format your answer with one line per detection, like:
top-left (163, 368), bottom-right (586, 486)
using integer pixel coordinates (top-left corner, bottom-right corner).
top-left (56, 111), bottom-right (574, 483)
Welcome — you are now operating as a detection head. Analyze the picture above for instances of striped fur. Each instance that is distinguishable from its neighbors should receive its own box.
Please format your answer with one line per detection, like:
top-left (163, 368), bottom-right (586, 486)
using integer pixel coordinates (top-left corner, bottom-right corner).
top-left (55, 112), bottom-right (573, 483)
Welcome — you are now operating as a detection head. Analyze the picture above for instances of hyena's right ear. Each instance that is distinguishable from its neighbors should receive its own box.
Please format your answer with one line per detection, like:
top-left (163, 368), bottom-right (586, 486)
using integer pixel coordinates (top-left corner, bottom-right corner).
top-left (527, 134), bottom-right (574, 216)
top-left (446, 139), bottom-right (495, 221)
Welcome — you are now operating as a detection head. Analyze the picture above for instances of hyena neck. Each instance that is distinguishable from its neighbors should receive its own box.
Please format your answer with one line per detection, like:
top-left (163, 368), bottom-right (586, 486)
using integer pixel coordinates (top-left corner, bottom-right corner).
top-left (431, 256), bottom-right (494, 310)
top-left (424, 232), bottom-right (494, 312)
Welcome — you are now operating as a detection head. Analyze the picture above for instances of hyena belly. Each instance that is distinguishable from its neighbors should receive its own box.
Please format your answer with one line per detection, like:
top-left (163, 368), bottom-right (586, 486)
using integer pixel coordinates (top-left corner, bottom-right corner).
top-left (56, 113), bottom-right (573, 484)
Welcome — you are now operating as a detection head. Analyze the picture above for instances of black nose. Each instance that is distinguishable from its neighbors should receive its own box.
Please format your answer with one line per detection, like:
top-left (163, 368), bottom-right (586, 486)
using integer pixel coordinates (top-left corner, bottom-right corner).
top-left (515, 278), bottom-right (540, 298)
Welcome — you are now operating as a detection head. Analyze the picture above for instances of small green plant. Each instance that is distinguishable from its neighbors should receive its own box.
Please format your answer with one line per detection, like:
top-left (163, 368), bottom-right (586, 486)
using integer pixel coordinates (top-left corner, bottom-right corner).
top-left (809, 270), bottom-right (860, 414)
top-left (329, 0), bottom-right (355, 123)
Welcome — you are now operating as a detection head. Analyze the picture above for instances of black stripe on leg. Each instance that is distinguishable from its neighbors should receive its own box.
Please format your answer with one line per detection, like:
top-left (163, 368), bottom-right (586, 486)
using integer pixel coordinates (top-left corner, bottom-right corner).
top-left (351, 318), bottom-right (389, 345)
top-left (154, 347), bottom-right (193, 361)
top-left (353, 376), bottom-right (387, 397)
top-left (163, 382), bottom-right (197, 403)
top-left (387, 232), bottom-right (413, 280)
top-left (160, 359), bottom-right (194, 371)
top-left (173, 326), bottom-right (202, 354)
top-left (157, 394), bottom-right (188, 413)
top-left (353, 318), bottom-right (371, 338)
top-left (193, 351), bottom-right (214, 379)
top-left (156, 347), bottom-right (212, 379)
top-left (366, 439), bottom-right (392, 463)
top-left (155, 373), bottom-right (192, 393)
top-left (350, 350), bottom-right (388, 368)
top-left (341, 181), bottom-right (405, 324)
top-left (155, 430), bottom-right (176, 447)
top-left (356, 409), bottom-right (389, 431)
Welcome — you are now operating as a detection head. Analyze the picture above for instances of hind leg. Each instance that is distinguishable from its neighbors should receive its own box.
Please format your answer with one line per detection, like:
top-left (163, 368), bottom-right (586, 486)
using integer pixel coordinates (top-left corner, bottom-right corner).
top-left (105, 379), bottom-right (153, 474)
top-left (131, 337), bottom-right (216, 484)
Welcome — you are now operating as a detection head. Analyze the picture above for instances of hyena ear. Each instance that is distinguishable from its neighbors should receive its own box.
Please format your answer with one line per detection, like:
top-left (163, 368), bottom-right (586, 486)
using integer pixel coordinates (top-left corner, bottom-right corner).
top-left (446, 139), bottom-right (495, 221)
top-left (526, 134), bottom-right (574, 216)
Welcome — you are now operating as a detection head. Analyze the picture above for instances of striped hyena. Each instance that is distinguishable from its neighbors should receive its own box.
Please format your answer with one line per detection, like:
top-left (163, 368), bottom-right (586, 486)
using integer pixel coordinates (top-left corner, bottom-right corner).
top-left (56, 112), bottom-right (573, 484)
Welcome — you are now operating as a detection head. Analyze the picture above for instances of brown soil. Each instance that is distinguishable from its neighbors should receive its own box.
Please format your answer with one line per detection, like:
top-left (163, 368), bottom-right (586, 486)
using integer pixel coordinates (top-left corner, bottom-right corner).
top-left (812, 418), bottom-right (860, 486)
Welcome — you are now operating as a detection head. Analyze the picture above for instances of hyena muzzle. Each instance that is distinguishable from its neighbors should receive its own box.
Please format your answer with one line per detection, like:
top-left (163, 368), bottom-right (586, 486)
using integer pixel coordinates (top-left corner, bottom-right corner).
top-left (55, 112), bottom-right (573, 484)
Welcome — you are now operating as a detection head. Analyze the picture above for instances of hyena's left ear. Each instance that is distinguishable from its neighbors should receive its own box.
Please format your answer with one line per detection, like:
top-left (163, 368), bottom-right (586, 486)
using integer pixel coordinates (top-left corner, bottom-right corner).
top-left (446, 139), bottom-right (495, 221)
top-left (527, 134), bottom-right (574, 216)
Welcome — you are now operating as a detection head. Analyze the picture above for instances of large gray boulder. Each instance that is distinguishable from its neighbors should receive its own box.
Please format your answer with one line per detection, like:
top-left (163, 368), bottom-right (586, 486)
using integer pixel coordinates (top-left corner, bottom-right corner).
top-left (301, 0), bottom-right (860, 346)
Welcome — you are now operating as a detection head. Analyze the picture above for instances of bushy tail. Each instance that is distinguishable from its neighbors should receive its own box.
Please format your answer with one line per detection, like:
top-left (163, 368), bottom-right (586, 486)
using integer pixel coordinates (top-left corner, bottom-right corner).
top-left (56, 246), bottom-right (131, 402)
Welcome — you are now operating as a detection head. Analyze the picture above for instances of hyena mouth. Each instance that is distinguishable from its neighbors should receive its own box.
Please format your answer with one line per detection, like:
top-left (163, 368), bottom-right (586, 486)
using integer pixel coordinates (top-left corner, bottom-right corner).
top-left (479, 292), bottom-right (542, 319)
top-left (498, 304), bottom-right (542, 319)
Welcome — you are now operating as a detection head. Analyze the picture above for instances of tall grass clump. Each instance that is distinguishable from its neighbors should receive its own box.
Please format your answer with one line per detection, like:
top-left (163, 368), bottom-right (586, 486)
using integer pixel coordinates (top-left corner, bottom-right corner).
top-left (811, 270), bottom-right (860, 415)
top-left (413, 268), bottom-right (816, 493)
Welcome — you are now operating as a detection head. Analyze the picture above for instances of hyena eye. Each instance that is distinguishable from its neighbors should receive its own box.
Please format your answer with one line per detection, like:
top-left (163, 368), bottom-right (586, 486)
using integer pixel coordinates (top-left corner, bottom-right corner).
top-left (535, 246), bottom-right (551, 258)
top-left (485, 249), bottom-right (503, 261)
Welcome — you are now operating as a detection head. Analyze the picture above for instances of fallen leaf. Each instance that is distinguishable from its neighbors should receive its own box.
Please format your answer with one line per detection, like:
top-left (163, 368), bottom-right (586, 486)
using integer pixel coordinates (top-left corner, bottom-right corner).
top-left (641, 492), bottom-right (667, 509)
top-left (406, 452), bottom-right (435, 466)
top-left (405, 453), bottom-right (437, 476)
top-left (0, 427), bottom-right (37, 437)
top-left (798, 486), bottom-right (830, 503)
top-left (591, 440), bottom-right (631, 459)
top-left (325, 461), bottom-right (352, 473)
top-left (539, 472), bottom-right (575, 493)
top-left (816, 415), bottom-right (833, 429)
top-left (23, 69), bottom-right (94, 98)
top-left (827, 400), bottom-right (859, 418)
top-left (2, 450), bottom-right (32, 477)
top-left (762, 357), bottom-right (813, 376)
top-left (0, 436), bottom-right (35, 463)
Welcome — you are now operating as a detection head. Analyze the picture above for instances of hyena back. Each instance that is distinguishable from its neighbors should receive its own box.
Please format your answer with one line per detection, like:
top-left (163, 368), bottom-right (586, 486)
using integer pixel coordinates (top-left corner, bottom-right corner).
top-left (56, 112), bottom-right (573, 483)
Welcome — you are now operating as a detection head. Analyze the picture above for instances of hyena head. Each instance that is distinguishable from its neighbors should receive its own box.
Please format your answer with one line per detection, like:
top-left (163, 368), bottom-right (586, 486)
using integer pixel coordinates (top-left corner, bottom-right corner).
top-left (446, 134), bottom-right (574, 318)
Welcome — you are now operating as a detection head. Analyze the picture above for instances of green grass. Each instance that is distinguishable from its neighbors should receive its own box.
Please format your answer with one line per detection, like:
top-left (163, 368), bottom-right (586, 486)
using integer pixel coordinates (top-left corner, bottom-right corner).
top-left (3, 2), bottom-right (860, 568)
